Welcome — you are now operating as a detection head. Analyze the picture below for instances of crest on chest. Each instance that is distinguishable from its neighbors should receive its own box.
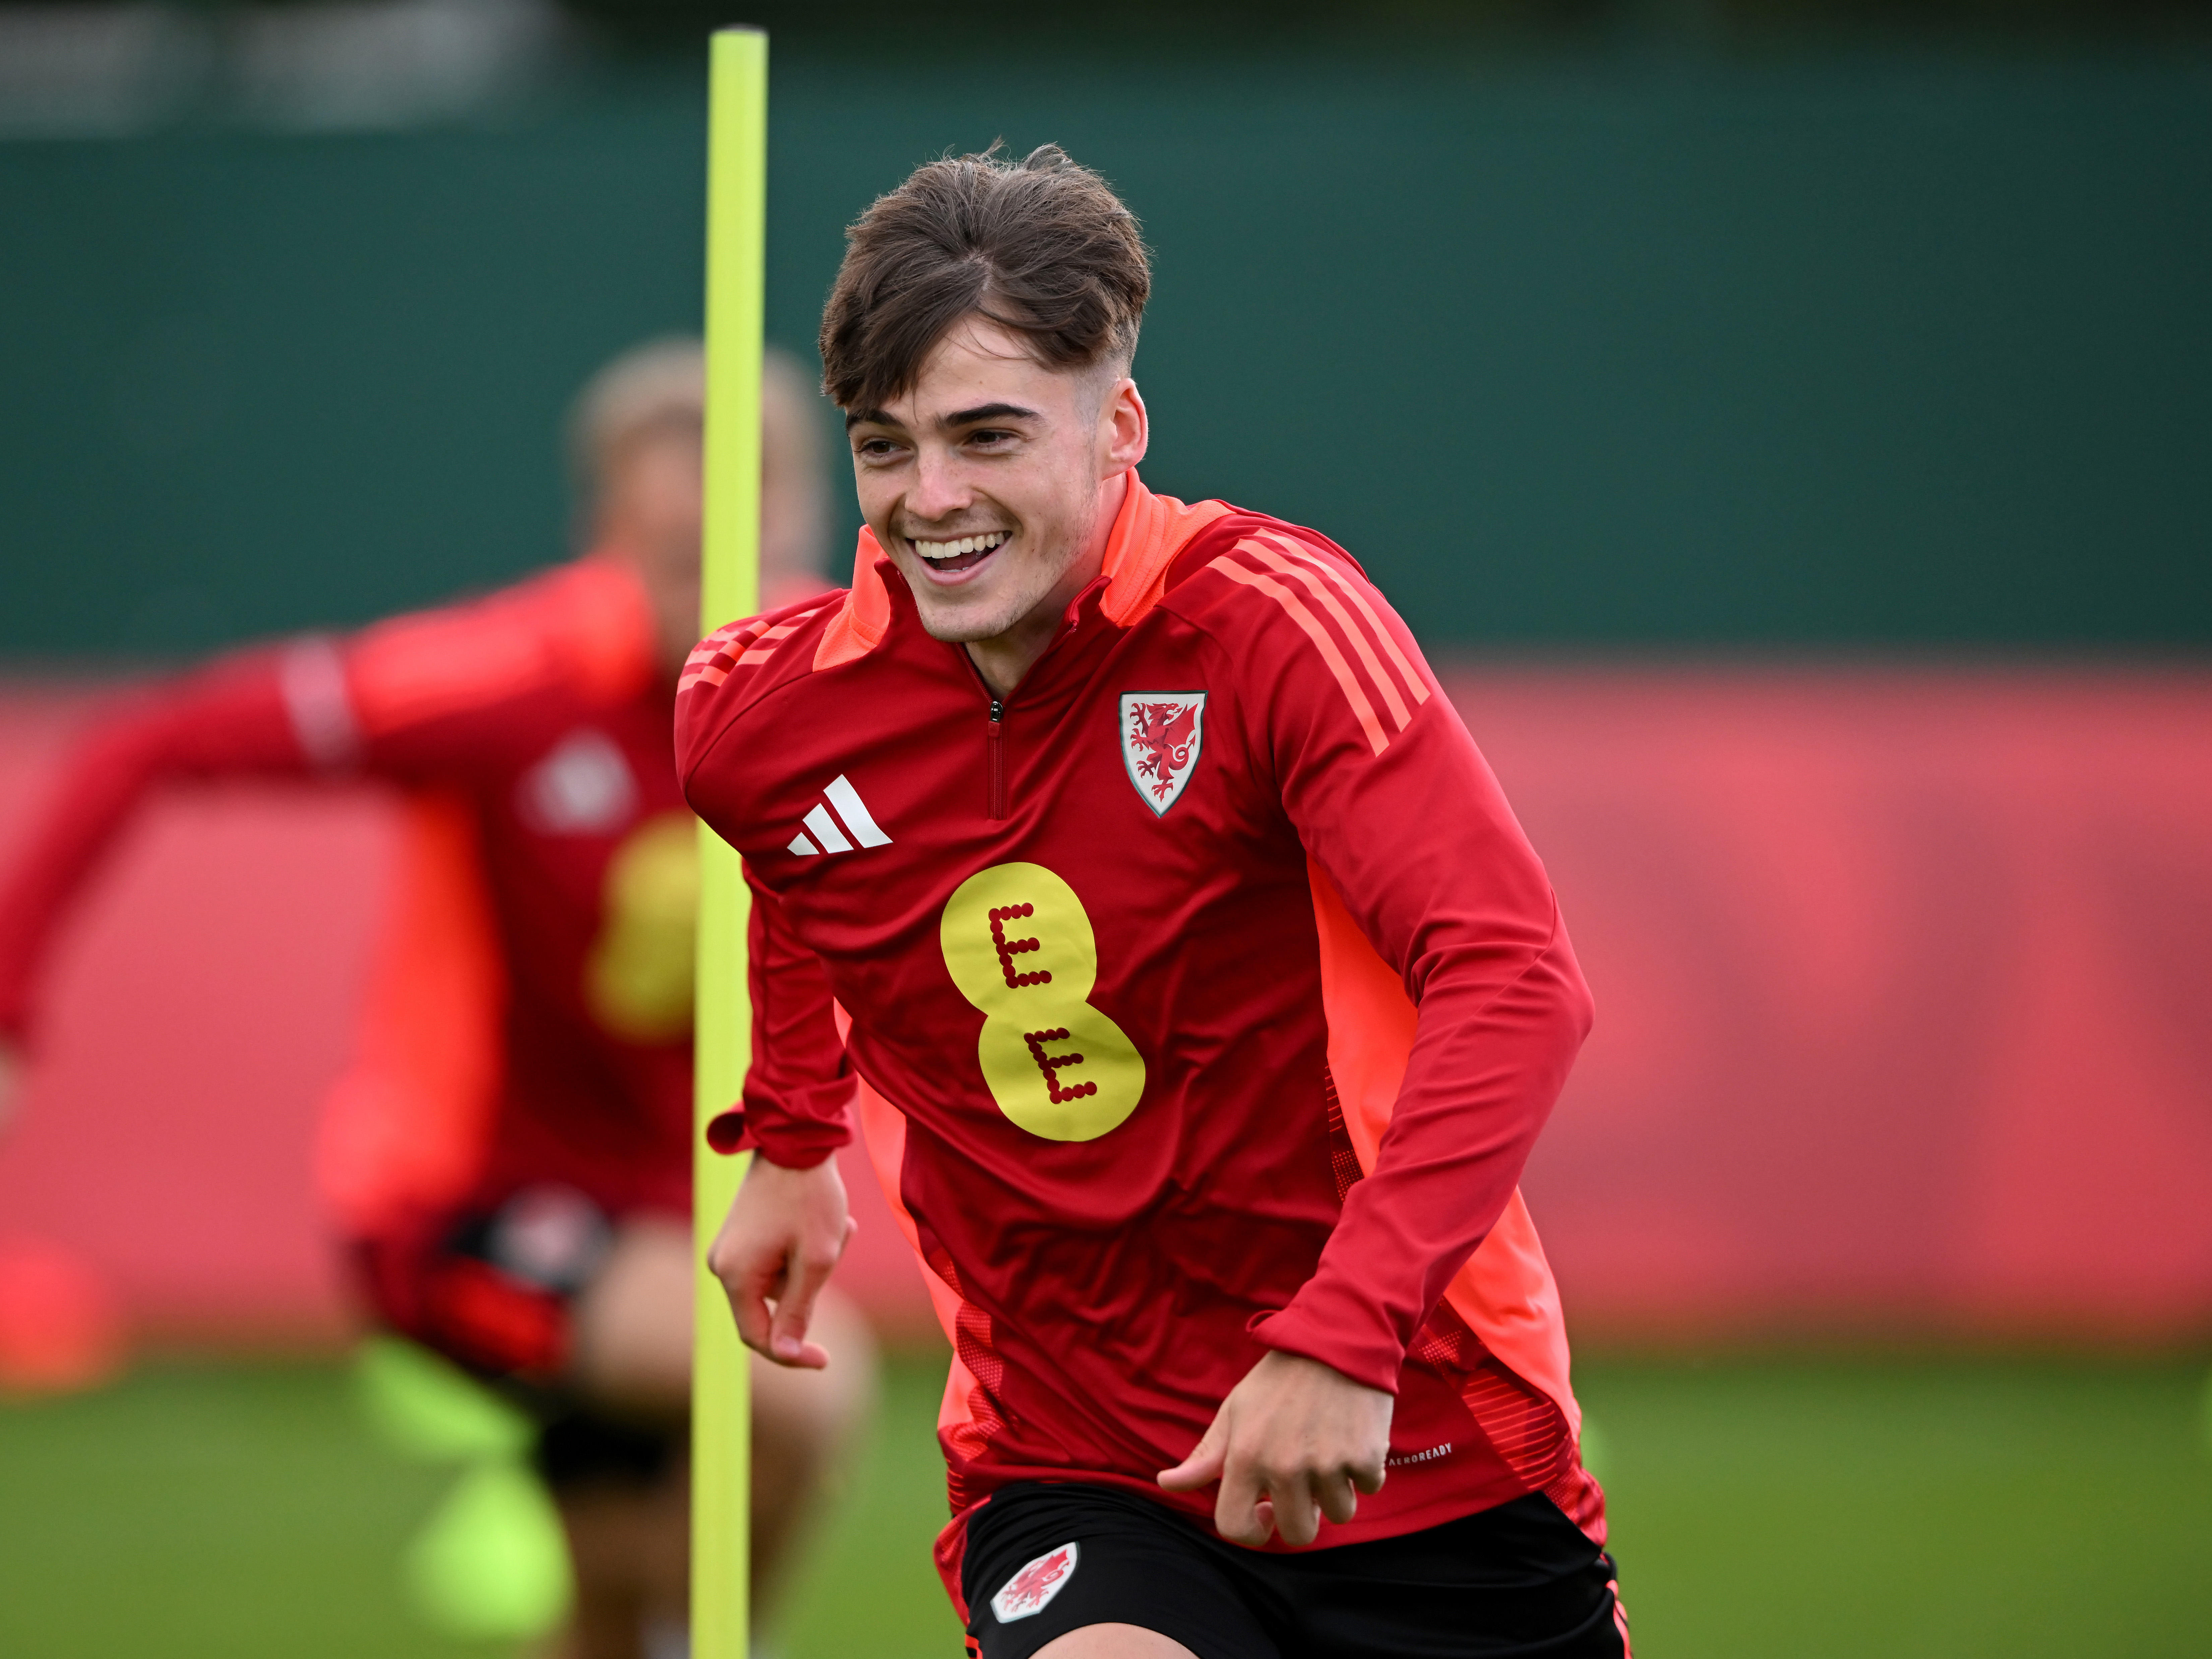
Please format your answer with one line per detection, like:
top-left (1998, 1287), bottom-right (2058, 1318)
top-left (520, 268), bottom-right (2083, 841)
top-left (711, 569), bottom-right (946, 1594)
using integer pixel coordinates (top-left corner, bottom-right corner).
top-left (1118, 691), bottom-right (1207, 816)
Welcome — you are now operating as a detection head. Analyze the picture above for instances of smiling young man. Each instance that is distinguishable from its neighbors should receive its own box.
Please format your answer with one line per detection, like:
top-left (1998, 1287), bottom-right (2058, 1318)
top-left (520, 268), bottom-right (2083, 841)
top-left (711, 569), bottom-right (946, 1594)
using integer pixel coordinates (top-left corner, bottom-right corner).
top-left (683, 147), bottom-right (1628, 1659)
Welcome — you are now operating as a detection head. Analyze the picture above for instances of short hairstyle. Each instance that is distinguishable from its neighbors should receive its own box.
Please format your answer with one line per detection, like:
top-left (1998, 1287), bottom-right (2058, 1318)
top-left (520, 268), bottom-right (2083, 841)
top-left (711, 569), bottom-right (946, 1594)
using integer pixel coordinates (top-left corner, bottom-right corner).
top-left (819, 143), bottom-right (1150, 414)
top-left (567, 336), bottom-right (704, 505)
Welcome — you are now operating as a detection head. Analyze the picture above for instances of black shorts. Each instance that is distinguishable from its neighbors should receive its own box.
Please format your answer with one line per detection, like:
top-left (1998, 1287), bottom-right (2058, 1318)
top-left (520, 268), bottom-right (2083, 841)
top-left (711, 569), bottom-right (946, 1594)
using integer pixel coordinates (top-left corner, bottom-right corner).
top-left (963, 1482), bottom-right (1628, 1659)
top-left (351, 1184), bottom-right (683, 1492)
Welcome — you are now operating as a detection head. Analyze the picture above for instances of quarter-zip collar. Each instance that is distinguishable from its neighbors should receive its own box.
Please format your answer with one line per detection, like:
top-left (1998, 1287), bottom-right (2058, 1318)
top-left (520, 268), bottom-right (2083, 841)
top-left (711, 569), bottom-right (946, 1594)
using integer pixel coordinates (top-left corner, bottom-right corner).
top-left (822, 471), bottom-right (1240, 824)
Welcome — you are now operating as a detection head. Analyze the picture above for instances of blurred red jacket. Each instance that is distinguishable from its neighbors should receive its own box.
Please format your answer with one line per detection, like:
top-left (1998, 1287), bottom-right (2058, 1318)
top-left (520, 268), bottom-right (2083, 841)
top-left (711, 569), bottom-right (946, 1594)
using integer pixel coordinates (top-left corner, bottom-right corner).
top-left (0, 559), bottom-right (698, 1253)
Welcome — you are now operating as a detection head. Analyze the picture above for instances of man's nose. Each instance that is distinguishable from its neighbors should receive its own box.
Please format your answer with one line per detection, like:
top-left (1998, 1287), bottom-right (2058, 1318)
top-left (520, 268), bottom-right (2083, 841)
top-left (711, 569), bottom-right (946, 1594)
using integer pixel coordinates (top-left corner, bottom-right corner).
top-left (906, 446), bottom-right (971, 521)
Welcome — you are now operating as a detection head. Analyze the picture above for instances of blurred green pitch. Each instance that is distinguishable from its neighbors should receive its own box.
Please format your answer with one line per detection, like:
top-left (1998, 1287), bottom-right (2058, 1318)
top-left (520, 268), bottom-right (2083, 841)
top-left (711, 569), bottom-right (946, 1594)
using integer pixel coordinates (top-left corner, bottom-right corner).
top-left (3, 1353), bottom-right (2209, 1657)
top-left (694, 25), bottom-right (768, 1659)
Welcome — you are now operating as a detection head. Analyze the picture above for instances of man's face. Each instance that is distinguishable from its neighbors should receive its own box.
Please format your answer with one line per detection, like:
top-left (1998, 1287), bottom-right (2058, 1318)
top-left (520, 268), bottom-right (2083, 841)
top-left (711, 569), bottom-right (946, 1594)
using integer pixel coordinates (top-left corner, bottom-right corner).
top-left (846, 318), bottom-right (1146, 648)
top-left (597, 427), bottom-right (703, 672)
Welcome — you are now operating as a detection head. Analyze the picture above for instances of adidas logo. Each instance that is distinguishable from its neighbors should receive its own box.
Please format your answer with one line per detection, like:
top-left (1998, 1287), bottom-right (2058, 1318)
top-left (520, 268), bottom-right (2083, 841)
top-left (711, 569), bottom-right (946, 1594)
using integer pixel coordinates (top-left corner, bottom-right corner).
top-left (788, 775), bottom-right (893, 857)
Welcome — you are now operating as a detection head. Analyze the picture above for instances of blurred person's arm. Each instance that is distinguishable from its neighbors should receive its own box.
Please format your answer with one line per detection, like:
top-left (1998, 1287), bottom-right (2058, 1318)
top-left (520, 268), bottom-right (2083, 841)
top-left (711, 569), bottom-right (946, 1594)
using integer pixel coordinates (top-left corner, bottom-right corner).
top-left (0, 558), bottom-right (660, 1068)
top-left (0, 641), bottom-right (349, 1053)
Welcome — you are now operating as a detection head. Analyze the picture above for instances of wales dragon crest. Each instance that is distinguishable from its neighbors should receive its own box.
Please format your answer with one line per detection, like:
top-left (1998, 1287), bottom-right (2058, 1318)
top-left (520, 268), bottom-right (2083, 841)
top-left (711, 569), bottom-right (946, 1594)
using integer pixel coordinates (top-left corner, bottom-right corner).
top-left (1118, 691), bottom-right (1207, 815)
top-left (991, 1541), bottom-right (1079, 1622)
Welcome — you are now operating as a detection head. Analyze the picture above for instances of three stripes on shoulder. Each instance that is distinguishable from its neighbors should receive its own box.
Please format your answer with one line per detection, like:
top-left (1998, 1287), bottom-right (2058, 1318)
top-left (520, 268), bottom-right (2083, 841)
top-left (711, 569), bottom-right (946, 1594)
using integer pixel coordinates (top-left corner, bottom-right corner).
top-left (1206, 532), bottom-right (1428, 758)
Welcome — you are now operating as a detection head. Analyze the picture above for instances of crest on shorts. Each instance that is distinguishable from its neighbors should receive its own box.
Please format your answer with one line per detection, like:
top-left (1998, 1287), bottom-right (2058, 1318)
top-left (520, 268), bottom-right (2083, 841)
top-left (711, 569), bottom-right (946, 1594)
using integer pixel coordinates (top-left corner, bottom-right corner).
top-left (1119, 692), bottom-right (1207, 816)
top-left (991, 1541), bottom-right (1079, 1623)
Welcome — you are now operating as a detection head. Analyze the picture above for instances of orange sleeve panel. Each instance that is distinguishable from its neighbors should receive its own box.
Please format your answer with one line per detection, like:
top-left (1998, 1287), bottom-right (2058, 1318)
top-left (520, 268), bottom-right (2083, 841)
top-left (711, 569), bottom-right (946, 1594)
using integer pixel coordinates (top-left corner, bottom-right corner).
top-left (1306, 862), bottom-right (1579, 1438)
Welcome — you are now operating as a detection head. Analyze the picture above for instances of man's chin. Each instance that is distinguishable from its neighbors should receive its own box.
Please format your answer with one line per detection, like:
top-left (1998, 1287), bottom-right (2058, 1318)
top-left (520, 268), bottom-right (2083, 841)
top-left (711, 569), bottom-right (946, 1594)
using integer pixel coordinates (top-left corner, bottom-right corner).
top-left (911, 591), bottom-right (1028, 647)
top-left (914, 607), bottom-right (1018, 647)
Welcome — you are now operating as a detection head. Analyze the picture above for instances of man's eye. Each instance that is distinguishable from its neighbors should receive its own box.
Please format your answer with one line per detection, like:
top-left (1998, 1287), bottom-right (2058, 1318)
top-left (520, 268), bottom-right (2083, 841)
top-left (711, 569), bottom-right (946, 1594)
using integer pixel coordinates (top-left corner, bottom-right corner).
top-left (856, 438), bottom-right (901, 459)
top-left (968, 429), bottom-right (1015, 447)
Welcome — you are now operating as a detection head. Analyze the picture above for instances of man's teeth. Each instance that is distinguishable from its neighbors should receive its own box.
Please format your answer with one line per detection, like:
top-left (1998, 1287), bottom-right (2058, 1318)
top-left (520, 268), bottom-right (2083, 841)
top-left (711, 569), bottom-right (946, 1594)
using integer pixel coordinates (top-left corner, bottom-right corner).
top-left (913, 532), bottom-right (1010, 561)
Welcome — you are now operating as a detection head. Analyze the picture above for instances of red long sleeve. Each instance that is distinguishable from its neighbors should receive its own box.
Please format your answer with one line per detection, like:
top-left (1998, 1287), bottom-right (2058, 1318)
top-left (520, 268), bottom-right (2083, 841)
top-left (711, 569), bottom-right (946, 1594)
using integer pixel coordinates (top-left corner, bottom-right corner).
top-left (1173, 534), bottom-right (1595, 1392)
top-left (707, 861), bottom-right (853, 1168)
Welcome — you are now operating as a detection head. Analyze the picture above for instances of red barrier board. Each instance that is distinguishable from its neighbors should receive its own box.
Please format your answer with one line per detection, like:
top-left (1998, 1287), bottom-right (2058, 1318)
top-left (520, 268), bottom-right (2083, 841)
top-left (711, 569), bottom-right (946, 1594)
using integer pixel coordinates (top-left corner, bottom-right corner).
top-left (1464, 667), bottom-right (2212, 1343)
top-left (1, 668), bottom-right (2207, 1348)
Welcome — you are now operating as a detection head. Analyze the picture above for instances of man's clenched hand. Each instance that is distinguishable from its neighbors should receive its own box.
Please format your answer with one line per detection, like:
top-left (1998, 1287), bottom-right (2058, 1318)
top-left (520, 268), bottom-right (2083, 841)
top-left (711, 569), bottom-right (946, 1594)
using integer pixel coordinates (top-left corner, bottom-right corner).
top-left (705, 1154), bottom-right (855, 1369)
top-left (1156, 1350), bottom-right (1394, 1547)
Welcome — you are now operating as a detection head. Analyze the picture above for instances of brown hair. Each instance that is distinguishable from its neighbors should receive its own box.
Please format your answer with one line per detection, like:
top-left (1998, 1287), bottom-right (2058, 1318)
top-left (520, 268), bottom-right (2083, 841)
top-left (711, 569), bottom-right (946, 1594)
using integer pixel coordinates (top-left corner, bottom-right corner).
top-left (819, 143), bottom-right (1150, 414)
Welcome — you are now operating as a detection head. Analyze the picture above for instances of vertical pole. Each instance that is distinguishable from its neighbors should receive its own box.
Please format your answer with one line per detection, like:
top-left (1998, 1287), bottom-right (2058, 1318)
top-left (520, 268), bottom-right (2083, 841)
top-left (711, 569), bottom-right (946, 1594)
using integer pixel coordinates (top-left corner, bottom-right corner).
top-left (694, 25), bottom-right (767, 1659)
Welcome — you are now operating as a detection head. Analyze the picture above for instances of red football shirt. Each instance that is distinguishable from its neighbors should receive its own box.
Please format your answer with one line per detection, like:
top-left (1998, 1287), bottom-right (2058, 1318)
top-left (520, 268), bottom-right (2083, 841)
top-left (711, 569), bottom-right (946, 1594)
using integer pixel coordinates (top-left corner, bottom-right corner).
top-left (678, 474), bottom-right (1607, 1596)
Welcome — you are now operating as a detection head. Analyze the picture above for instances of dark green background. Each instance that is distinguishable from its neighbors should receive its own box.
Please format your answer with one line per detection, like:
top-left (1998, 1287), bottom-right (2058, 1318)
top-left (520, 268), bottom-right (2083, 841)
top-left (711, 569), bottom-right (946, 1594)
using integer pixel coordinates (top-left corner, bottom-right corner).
top-left (4, 49), bottom-right (2209, 656)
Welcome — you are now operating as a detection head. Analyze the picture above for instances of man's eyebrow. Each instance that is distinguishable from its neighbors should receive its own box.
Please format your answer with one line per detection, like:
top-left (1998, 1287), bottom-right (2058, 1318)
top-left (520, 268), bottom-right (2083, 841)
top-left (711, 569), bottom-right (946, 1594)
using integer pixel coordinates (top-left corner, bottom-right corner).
top-left (844, 401), bottom-right (1041, 433)
top-left (940, 402), bottom-right (1039, 428)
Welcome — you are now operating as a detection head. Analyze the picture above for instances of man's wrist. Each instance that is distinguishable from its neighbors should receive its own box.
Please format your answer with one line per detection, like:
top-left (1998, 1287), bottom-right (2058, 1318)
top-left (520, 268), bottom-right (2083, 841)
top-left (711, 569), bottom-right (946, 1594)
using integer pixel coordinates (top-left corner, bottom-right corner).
top-left (1248, 1296), bottom-right (1405, 1396)
top-left (705, 1106), bottom-right (849, 1168)
top-left (751, 1146), bottom-right (835, 1172)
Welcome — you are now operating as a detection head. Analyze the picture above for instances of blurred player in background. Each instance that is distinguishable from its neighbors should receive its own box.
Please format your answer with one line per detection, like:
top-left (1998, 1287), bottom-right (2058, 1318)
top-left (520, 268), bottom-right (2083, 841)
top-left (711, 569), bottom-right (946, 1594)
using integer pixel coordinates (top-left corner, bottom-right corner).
top-left (0, 340), bottom-right (872, 1659)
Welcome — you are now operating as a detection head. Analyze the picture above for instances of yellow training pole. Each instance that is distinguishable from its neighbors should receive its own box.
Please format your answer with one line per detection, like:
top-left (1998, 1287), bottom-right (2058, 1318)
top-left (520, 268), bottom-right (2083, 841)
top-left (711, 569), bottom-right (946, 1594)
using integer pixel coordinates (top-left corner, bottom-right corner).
top-left (694, 24), bottom-right (767, 1659)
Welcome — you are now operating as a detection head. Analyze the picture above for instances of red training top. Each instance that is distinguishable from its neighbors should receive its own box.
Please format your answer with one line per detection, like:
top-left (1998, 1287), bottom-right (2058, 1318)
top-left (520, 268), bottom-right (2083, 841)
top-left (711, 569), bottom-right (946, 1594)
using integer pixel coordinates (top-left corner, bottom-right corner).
top-left (676, 474), bottom-right (1606, 1604)
top-left (0, 558), bottom-right (697, 1240)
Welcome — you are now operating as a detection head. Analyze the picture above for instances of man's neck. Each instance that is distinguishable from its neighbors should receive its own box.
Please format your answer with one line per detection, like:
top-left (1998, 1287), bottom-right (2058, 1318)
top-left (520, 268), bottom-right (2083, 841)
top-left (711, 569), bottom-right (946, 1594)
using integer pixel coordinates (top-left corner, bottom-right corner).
top-left (964, 472), bottom-right (1128, 699)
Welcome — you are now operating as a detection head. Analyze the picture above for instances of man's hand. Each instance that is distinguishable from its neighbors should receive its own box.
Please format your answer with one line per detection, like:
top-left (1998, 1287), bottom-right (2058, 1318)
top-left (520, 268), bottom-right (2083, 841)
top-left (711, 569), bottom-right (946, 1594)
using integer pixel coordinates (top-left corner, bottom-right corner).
top-left (705, 1154), bottom-right (855, 1369)
top-left (1156, 1350), bottom-right (1394, 1548)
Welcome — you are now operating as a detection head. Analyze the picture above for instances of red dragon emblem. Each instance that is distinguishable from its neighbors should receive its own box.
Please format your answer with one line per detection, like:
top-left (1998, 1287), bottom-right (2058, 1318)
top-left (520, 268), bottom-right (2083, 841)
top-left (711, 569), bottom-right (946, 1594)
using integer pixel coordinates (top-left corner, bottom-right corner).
top-left (1118, 692), bottom-right (1207, 815)
top-left (992, 1542), bottom-right (1079, 1621)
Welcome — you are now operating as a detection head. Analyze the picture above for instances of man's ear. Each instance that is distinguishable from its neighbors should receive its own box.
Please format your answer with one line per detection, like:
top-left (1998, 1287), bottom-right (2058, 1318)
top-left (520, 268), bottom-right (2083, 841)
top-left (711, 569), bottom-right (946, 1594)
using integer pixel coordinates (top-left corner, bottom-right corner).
top-left (1104, 378), bottom-right (1149, 473)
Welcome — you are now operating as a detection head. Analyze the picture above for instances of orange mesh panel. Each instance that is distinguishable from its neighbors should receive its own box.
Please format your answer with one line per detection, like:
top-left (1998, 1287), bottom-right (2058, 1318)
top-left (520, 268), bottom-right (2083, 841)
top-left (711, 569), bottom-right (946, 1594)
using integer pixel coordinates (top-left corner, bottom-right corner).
top-left (1305, 859), bottom-right (1582, 1438)
top-left (315, 794), bottom-right (505, 1236)
top-left (847, 1060), bottom-right (965, 1344)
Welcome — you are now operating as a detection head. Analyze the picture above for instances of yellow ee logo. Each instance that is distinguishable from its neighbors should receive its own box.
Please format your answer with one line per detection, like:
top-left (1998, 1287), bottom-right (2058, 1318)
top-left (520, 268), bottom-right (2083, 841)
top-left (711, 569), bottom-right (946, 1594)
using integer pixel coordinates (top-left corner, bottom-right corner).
top-left (939, 862), bottom-right (1146, 1142)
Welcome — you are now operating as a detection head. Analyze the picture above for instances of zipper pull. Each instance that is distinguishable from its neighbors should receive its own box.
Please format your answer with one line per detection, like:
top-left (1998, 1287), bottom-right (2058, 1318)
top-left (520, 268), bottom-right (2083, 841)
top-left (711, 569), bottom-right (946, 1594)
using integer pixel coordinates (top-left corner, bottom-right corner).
top-left (987, 698), bottom-right (1006, 819)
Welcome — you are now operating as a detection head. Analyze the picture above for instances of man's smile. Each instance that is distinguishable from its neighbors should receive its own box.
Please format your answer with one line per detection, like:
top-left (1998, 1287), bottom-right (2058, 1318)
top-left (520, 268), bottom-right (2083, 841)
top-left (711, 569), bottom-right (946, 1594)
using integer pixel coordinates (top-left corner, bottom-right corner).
top-left (908, 529), bottom-right (1011, 579)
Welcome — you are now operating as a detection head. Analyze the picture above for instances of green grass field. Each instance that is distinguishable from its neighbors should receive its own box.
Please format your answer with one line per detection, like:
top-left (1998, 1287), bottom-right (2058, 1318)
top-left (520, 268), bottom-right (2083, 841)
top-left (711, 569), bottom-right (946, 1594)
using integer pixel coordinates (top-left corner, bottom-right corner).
top-left (2, 1350), bottom-right (2207, 1658)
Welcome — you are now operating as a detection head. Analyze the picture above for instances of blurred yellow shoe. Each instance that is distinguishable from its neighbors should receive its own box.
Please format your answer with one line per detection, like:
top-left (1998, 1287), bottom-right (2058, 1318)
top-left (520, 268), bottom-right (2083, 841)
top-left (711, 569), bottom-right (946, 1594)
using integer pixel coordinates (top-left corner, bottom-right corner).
top-left (353, 1335), bottom-right (571, 1641)
top-left (404, 1458), bottom-right (574, 1641)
